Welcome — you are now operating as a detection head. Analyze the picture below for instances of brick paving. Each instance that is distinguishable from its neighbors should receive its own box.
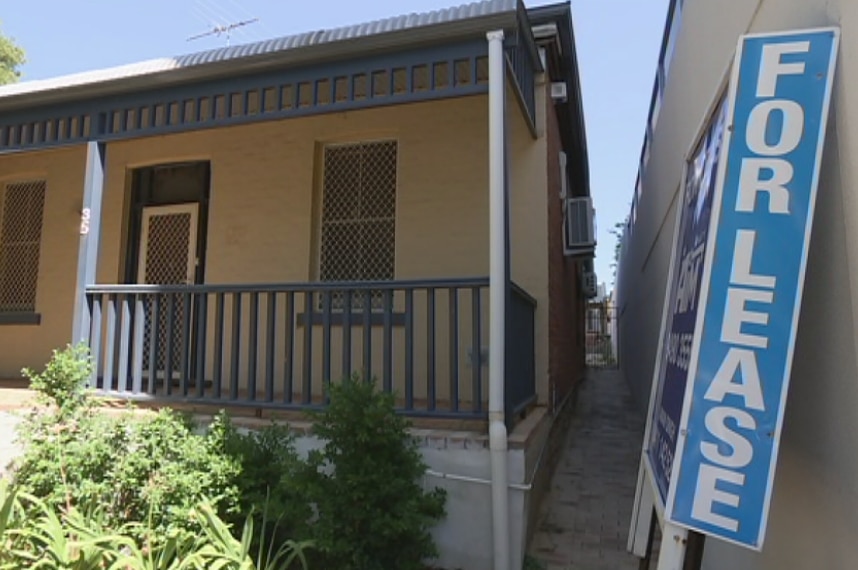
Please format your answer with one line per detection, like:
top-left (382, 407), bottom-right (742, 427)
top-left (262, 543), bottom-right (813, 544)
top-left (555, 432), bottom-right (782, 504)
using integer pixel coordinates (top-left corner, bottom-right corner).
top-left (529, 369), bottom-right (646, 570)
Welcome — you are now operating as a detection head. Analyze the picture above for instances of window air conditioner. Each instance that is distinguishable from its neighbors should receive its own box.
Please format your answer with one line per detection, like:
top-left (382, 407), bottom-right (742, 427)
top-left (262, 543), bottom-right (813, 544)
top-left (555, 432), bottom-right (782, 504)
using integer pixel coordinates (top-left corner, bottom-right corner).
top-left (563, 196), bottom-right (596, 257)
top-left (582, 271), bottom-right (598, 299)
top-left (551, 81), bottom-right (568, 103)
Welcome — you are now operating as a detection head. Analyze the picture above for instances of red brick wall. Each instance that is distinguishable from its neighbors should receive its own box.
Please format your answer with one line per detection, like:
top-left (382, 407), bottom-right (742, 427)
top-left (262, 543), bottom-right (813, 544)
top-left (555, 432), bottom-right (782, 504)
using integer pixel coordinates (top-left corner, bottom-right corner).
top-left (545, 89), bottom-right (586, 410)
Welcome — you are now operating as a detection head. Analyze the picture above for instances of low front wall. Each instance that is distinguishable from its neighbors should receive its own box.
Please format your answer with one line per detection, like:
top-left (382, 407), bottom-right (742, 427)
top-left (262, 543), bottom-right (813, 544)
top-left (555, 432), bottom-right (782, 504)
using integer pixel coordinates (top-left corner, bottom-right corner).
top-left (196, 407), bottom-right (556, 570)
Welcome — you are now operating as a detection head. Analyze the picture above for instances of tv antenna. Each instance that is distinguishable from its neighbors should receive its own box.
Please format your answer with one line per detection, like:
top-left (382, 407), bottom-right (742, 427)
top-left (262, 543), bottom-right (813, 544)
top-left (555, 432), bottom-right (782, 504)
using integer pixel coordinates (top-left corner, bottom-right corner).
top-left (187, 18), bottom-right (259, 46)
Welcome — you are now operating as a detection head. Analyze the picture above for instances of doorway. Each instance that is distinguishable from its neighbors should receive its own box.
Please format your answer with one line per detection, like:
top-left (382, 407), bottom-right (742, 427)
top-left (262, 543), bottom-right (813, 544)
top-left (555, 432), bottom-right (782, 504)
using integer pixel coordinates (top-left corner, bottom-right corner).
top-left (125, 162), bottom-right (210, 387)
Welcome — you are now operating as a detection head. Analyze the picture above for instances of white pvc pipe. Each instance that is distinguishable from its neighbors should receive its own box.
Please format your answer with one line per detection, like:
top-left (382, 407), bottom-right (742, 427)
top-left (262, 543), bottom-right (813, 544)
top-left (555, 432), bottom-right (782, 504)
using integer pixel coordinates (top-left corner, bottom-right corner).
top-left (487, 29), bottom-right (511, 570)
top-left (424, 470), bottom-right (532, 491)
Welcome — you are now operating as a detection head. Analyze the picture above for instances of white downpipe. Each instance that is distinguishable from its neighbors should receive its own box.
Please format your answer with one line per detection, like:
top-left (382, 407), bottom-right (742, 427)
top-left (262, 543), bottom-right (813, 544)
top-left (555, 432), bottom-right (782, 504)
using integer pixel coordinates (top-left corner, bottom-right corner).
top-left (487, 29), bottom-right (511, 570)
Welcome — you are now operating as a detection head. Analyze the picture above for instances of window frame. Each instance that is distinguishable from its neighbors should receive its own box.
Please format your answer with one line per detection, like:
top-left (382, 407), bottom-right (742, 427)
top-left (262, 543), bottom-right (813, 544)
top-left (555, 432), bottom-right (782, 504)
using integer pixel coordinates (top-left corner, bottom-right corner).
top-left (0, 179), bottom-right (47, 325)
top-left (308, 138), bottom-right (400, 324)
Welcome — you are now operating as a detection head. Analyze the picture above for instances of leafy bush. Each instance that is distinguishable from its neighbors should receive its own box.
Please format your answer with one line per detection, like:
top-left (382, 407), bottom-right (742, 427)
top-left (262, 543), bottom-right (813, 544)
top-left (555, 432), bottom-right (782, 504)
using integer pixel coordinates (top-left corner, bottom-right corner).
top-left (208, 412), bottom-right (313, 547)
top-left (13, 346), bottom-right (239, 540)
top-left (14, 404), bottom-right (243, 539)
top-left (304, 374), bottom-right (447, 570)
top-left (12, 347), bottom-right (448, 570)
top-left (23, 343), bottom-right (92, 413)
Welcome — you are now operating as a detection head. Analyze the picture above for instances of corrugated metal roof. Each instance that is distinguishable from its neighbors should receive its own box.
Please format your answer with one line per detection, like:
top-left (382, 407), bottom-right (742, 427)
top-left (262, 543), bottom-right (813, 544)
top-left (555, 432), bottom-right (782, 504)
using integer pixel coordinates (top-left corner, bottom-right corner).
top-left (0, 0), bottom-right (517, 102)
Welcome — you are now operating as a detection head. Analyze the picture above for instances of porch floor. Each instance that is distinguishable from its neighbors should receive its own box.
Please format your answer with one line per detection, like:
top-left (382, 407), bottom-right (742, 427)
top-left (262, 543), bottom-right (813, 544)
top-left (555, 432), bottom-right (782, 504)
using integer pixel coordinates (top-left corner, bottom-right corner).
top-left (0, 378), bottom-right (490, 432)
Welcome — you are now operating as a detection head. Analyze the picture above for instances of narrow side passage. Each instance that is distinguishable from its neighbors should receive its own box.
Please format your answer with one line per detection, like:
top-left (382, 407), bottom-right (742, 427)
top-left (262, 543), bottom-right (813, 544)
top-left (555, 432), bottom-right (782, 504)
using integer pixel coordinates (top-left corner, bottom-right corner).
top-left (529, 369), bottom-right (645, 570)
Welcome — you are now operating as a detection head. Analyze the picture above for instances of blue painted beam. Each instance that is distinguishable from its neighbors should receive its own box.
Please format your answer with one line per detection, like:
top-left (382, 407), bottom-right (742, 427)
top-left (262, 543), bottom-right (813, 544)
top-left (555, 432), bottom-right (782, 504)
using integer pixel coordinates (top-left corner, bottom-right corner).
top-left (0, 40), bottom-right (490, 154)
top-left (72, 141), bottom-right (106, 345)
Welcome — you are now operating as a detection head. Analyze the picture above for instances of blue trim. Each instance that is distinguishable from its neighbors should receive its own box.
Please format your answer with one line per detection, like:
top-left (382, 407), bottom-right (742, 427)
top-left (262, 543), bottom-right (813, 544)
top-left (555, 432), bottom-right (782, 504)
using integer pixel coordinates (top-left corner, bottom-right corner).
top-left (71, 142), bottom-right (106, 344)
top-left (0, 40), bottom-right (488, 154)
top-left (0, 312), bottom-right (41, 325)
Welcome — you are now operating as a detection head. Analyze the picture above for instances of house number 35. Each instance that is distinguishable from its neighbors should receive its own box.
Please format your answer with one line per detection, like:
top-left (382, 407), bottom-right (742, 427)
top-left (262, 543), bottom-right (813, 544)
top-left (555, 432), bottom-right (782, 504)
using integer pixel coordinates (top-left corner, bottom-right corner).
top-left (80, 208), bottom-right (91, 235)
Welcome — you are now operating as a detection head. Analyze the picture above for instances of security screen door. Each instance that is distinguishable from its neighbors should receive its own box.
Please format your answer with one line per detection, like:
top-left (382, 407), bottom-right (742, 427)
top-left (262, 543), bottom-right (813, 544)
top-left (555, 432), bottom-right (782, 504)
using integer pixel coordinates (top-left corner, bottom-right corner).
top-left (137, 203), bottom-right (199, 382)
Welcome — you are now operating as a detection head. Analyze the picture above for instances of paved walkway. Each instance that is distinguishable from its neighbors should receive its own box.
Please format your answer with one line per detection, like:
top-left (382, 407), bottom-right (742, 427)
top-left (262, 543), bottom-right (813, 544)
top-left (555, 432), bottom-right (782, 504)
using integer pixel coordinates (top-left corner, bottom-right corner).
top-left (529, 369), bottom-right (646, 570)
top-left (0, 411), bottom-right (22, 480)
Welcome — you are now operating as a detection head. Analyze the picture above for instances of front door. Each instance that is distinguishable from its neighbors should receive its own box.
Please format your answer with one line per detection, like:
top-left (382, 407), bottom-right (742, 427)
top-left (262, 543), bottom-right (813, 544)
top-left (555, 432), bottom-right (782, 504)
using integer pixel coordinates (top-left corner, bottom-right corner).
top-left (138, 203), bottom-right (199, 383)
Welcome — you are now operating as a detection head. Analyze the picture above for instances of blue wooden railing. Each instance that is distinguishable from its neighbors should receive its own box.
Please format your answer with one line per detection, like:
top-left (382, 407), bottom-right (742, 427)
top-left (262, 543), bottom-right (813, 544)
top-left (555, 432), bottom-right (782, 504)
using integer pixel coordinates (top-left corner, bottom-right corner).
top-left (84, 278), bottom-right (536, 422)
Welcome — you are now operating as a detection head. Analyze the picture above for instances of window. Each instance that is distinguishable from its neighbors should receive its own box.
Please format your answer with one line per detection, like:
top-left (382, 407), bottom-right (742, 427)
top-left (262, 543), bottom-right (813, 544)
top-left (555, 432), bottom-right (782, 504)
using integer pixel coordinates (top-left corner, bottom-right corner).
top-left (319, 140), bottom-right (397, 308)
top-left (0, 180), bottom-right (46, 316)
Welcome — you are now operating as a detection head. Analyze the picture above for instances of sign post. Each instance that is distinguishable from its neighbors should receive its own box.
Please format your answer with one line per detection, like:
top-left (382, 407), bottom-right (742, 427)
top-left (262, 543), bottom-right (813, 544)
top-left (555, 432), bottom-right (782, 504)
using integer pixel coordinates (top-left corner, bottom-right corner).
top-left (630, 26), bottom-right (839, 566)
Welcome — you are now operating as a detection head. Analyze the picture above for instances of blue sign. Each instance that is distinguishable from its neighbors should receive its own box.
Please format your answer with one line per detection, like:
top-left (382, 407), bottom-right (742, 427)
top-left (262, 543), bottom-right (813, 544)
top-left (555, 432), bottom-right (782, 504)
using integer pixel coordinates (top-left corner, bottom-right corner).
top-left (645, 97), bottom-right (728, 504)
top-left (666, 28), bottom-right (839, 549)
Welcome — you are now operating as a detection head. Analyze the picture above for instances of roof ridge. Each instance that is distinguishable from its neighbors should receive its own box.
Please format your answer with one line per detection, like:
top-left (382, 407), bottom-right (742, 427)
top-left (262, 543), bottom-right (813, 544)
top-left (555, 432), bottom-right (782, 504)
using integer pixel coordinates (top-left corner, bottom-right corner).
top-left (0, 0), bottom-right (518, 103)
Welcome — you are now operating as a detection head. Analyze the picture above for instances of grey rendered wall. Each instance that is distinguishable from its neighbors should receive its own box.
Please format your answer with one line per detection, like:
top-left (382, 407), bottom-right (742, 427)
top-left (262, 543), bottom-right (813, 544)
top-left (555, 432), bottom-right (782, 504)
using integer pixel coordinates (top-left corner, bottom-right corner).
top-left (616, 0), bottom-right (858, 568)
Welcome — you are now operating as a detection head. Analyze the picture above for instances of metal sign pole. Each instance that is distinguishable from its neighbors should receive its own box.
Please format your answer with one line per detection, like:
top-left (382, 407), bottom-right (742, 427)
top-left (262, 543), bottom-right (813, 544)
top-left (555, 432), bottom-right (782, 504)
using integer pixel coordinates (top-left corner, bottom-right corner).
top-left (655, 523), bottom-right (688, 570)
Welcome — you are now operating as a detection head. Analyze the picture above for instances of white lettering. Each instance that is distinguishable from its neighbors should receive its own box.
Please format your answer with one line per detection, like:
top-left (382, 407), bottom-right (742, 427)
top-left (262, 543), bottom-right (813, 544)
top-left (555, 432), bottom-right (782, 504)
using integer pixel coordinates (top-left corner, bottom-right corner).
top-left (757, 42), bottom-right (811, 97)
top-left (691, 463), bottom-right (744, 532)
top-left (705, 348), bottom-right (766, 411)
top-left (747, 100), bottom-right (804, 156)
top-left (701, 407), bottom-right (756, 468)
top-left (737, 158), bottom-right (792, 214)
top-left (675, 244), bottom-right (705, 314)
top-left (731, 230), bottom-right (777, 289)
top-left (722, 288), bottom-right (774, 349)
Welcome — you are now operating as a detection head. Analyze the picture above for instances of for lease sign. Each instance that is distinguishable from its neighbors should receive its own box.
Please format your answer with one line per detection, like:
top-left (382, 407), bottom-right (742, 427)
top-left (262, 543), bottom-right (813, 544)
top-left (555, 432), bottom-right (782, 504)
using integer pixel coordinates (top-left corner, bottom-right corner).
top-left (666, 29), bottom-right (839, 549)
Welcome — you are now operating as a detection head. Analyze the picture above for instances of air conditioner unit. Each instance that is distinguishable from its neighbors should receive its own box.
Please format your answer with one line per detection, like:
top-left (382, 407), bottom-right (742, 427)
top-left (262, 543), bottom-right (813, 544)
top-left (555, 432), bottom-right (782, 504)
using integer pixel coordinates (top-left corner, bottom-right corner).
top-left (582, 271), bottom-right (598, 298)
top-left (551, 81), bottom-right (568, 103)
top-left (563, 196), bottom-right (596, 257)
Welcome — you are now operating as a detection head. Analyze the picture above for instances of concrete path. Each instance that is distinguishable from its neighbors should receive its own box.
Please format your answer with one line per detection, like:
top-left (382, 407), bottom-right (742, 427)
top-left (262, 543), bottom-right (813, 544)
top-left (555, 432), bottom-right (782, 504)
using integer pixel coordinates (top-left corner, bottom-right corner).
top-left (0, 411), bottom-right (22, 480)
top-left (529, 369), bottom-right (646, 570)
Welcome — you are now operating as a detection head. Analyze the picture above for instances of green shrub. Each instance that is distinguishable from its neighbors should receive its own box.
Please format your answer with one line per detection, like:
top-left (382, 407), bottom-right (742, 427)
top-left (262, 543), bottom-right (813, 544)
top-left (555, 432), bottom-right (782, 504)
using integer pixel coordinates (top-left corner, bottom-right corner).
top-left (23, 343), bottom-right (92, 414)
top-left (304, 374), bottom-right (446, 570)
top-left (13, 405), bottom-right (243, 540)
top-left (208, 412), bottom-right (313, 546)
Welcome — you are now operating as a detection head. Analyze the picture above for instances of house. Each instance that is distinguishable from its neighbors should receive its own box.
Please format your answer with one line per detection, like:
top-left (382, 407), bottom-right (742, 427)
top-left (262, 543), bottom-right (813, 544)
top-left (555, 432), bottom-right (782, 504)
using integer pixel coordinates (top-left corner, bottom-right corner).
top-left (0, 1), bottom-right (592, 568)
top-left (616, 0), bottom-right (857, 569)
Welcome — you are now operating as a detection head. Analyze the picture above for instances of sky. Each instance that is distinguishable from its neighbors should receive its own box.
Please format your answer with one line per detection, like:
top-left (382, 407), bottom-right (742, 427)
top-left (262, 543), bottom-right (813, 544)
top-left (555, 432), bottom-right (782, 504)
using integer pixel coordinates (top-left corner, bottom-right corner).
top-left (0, 0), bottom-right (669, 289)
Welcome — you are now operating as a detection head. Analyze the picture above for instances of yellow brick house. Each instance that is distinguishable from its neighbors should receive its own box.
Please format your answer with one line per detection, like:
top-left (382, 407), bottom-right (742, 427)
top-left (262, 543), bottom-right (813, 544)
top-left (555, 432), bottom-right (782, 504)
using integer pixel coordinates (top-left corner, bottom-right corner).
top-left (0, 1), bottom-right (592, 568)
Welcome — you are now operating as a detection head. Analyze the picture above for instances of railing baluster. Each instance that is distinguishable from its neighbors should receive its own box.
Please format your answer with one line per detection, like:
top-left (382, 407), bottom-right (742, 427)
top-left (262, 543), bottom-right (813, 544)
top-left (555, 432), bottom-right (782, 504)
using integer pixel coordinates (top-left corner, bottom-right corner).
top-left (284, 291), bottom-right (295, 403)
top-left (181, 292), bottom-right (192, 396)
top-left (302, 291), bottom-right (313, 405)
top-left (104, 294), bottom-right (117, 392)
top-left (342, 291), bottom-right (352, 378)
top-left (230, 293), bottom-right (242, 400)
top-left (196, 293), bottom-right (208, 398)
top-left (165, 294), bottom-right (175, 396)
top-left (322, 291), bottom-right (332, 402)
top-left (248, 291), bottom-right (259, 401)
top-left (214, 293), bottom-right (224, 399)
top-left (89, 294), bottom-right (102, 389)
top-left (382, 290), bottom-right (393, 394)
top-left (118, 294), bottom-right (131, 393)
top-left (132, 294), bottom-right (145, 394)
top-left (363, 290), bottom-right (371, 381)
top-left (472, 287), bottom-right (482, 413)
top-left (427, 288), bottom-right (436, 411)
top-left (449, 288), bottom-right (459, 412)
top-left (147, 293), bottom-right (160, 395)
top-left (265, 292), bottom-right (276, 402)
top-left (405, 289), bottom-right (414, 411)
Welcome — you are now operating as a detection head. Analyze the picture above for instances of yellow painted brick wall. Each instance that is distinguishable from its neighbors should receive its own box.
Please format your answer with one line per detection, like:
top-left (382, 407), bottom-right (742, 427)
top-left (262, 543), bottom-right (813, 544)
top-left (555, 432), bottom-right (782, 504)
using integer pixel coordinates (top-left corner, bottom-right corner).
top-left (508, 82), bottom-right (550, 407)
top-left (0, 145), bottom-right (87, 378)
top-left (98, 96), bottom-right (492, 286)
